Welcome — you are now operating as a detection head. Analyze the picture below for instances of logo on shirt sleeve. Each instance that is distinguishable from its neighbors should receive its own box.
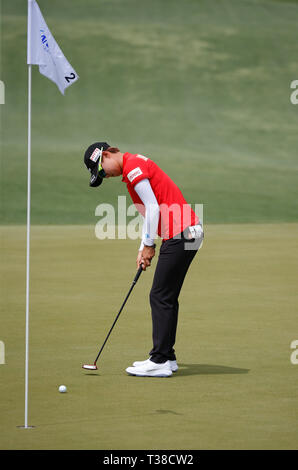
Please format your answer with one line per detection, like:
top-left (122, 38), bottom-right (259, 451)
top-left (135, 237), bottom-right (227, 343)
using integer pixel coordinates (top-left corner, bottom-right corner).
top-left (127, 167), bottom-right (143, 182)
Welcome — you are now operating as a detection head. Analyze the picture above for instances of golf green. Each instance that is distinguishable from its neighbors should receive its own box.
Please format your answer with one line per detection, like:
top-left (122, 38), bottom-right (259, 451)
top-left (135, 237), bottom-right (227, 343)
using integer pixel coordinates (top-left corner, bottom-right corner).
top-left (0, 223), bottom-right (297, 449)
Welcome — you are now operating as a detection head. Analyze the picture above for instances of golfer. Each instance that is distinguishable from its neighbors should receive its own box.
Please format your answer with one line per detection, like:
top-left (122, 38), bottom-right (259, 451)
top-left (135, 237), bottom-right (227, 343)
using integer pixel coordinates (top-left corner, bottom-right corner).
top-left (84, 142), bottom-right (203, 377)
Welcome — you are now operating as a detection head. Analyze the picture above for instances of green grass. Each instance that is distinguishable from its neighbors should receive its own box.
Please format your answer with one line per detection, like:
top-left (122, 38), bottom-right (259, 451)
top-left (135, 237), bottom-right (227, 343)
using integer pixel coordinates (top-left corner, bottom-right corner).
top-left (1, 0), bottom-right (298, 224)
top-left (0, 223), bottom-right (297, 449)
top-left (1, 0), bottom-right (298, 451)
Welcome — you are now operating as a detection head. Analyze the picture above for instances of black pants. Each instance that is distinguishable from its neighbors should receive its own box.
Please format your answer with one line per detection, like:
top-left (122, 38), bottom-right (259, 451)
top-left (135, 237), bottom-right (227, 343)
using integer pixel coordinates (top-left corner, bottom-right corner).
top-left (149, 229), bottom-right (201, 363)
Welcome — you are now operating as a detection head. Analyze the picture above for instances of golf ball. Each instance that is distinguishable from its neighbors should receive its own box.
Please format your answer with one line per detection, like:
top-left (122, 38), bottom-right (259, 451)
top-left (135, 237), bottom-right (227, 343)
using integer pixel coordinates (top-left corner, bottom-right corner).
top-left (58, 385), bottom-right (67, 393)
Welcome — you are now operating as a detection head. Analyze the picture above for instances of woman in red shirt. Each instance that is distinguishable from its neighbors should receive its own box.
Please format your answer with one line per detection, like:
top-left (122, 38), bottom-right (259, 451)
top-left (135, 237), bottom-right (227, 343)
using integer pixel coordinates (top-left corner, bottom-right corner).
top-left (84, 142), bottom-right (204, 377)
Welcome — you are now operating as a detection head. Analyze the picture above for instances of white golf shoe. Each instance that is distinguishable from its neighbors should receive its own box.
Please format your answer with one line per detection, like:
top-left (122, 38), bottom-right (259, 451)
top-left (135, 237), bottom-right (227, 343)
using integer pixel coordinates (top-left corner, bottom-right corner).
top-left (133, 358), bottom-right (179, 372)
top-left (126, 359), bottom-right (173, 377)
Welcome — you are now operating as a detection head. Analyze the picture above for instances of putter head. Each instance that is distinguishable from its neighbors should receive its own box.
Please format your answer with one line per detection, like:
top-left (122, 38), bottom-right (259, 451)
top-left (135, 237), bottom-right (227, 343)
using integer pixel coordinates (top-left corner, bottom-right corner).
top-left (82, 364), bottom-right (98, 370)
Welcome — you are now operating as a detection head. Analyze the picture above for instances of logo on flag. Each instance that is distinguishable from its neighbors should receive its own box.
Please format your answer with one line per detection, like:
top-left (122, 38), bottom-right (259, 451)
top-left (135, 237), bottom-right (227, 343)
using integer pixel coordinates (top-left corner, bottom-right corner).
top-left (40, 29), bottom-right (49, 52)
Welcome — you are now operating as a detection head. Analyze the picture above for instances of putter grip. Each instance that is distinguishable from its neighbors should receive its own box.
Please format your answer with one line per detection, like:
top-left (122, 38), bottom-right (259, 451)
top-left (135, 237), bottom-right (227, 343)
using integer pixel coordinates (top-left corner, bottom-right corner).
top-left (133, 265), bottom-right (143, 284)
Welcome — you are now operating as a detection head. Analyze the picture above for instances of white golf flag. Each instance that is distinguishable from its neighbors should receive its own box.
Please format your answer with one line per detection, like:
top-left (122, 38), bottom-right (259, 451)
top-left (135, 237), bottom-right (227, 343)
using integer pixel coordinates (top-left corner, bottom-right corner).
top-left (27, 0), bottom-right (79, 94)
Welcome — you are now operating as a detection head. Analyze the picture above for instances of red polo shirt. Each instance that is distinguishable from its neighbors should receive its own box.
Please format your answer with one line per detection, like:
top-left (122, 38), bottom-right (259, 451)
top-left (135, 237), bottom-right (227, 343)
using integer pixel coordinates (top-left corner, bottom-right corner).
top-left (121, 152), bottom-right (199, 241)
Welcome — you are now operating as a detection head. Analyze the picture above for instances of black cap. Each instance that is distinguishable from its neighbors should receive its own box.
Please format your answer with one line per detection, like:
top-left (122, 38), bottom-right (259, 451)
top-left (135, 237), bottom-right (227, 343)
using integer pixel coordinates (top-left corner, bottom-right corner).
top-left (84, 142), bottom-right (110, 187)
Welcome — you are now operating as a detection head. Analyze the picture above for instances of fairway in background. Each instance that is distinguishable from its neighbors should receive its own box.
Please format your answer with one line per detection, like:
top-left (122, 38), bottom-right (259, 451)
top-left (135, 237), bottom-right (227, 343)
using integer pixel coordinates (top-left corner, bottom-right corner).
top-left (1, 0), bottom-right (298, 224)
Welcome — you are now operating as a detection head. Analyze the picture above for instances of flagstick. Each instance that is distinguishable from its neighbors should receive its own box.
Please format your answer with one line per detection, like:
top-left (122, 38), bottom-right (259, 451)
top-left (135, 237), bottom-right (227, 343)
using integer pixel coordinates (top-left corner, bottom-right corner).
top-left (18, 62), bottom-right (33, 430)
top-left (18, 0), bottom-right (34, 431)
top-left (25, 63), bottom-right (31, 429)
top-left (22, 63), bottom-right (33, 430)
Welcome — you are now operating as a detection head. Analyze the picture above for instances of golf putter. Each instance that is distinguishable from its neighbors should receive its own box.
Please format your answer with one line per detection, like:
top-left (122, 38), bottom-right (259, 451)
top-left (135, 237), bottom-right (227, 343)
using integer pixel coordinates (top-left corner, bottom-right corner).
top-left (82, 264), bottom-right (144, 371)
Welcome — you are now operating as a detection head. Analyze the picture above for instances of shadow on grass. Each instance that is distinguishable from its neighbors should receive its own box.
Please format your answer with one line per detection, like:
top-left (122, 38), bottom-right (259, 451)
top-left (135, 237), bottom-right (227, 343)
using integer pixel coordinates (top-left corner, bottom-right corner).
top-left (177, 363), bottom-right (250, 376)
